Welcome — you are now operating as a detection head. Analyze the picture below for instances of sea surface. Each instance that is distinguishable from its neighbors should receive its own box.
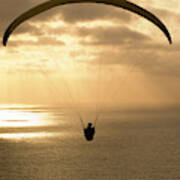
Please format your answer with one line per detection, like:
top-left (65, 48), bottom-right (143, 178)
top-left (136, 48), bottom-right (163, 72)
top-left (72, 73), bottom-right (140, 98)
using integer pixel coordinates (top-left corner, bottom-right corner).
top-left (0, 105), bottom-right (180, 180)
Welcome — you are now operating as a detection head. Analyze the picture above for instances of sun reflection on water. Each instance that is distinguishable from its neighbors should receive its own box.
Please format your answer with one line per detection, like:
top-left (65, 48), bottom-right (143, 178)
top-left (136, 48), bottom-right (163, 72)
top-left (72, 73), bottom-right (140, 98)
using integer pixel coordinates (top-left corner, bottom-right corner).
top-left (0, 104), bottom-right (63, 140)
top-left (0, 132), bottom-right (55, 140)
top-left (0, 110), bottom-right (45, 127)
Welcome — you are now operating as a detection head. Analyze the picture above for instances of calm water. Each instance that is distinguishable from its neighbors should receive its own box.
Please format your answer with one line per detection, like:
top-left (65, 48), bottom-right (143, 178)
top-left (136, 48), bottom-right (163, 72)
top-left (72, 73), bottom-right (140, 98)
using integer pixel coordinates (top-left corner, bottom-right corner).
top-left (0, 105), bottom-right (180, 180)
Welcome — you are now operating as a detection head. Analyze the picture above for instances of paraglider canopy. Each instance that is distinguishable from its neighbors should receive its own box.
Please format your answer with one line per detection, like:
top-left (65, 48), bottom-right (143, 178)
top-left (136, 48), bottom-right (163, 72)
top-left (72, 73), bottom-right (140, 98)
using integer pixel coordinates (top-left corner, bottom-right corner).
top-left (3, 0), bottom-right (172, 46)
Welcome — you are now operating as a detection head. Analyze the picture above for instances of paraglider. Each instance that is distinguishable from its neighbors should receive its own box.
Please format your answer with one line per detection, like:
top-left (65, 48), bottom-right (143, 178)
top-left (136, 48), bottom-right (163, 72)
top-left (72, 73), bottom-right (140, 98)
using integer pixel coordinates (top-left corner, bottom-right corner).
top-left (84, 122), bottom-right (95, 141)
top-left (3, 0), bottom-right (172, 46)
top-left (2, 0), bottom-right (172, 141)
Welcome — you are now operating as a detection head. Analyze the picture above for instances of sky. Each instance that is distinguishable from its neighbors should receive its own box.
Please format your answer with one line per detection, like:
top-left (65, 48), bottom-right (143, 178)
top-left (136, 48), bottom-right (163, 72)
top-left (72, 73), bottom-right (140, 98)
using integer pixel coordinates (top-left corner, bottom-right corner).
top-left (0, 0), bottom-right (180, 109)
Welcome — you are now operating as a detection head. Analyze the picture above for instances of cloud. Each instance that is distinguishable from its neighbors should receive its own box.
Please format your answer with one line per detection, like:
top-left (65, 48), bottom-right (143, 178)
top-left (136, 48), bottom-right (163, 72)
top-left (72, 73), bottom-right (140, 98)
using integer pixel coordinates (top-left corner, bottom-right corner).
top-left (2, 1), bottom-right (175, 46)
top-left (88, 46), bottom-right (180, 78)
top-left (77, 26), bottom-right (150, 46)
top-left (0, 0), bottom-right (33, 34)
top-left (0, 2), bottom-right (134, 36)
top-left (59, 4), bottom-right (132, 23)
top-left (1, 1), bottom-right (180, 78)
top-left (7, 36), bottom-right (65, 47)
top-left (150, 6), bottom-right (179, 21)
top-left (0, 58), bottom-right (55, 74)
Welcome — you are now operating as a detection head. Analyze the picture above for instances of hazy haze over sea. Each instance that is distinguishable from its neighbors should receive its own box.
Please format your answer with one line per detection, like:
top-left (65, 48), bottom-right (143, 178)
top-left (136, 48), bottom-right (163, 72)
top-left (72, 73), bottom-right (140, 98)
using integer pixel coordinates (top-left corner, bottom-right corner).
top-left (0, 105), bottom-right (180, 180)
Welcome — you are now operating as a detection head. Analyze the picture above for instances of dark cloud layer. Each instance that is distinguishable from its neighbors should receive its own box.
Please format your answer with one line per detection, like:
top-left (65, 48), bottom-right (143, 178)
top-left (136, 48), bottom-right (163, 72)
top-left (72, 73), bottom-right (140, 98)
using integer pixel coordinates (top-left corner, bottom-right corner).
top-left (0, 2), bottom-right (133, 35)
top-left (90, 45), bottom-right (180, 78)
top-left (59, 4), bottom-right (132, 23)
top-left (1, 0), bottom-right (180, 79)
top-left (0, 0), bottom-right (34, 34)
top-left (1, 0), bottom-right (179, 37)
top-left (1, 0), bottom-right (177, 43)
top-left (77, 26), bottom-right (150, 46)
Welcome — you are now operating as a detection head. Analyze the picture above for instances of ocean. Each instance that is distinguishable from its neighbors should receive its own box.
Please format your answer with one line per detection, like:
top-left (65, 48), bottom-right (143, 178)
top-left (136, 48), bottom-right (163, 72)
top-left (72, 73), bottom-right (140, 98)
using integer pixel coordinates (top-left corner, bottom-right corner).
top-left (0, 105), bottom-right (180, 180)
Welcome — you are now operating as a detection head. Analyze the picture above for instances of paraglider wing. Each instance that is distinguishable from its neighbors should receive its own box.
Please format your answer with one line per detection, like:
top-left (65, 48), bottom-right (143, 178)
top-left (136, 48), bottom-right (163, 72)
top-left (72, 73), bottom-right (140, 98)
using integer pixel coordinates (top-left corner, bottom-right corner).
top-left (3, 0), bottom-right (172, 46)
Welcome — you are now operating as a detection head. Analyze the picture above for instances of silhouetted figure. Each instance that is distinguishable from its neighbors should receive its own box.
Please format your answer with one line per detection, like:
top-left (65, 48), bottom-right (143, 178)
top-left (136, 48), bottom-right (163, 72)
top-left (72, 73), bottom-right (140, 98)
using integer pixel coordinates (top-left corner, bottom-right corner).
top-left (84, 122), bottom-right (95, 141)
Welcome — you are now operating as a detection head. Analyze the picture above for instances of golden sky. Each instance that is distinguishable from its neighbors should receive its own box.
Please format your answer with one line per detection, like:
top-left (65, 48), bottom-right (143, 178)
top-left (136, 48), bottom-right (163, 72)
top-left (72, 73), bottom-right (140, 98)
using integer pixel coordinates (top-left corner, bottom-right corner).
top-left (0, 0), bottom-right (180, 108)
